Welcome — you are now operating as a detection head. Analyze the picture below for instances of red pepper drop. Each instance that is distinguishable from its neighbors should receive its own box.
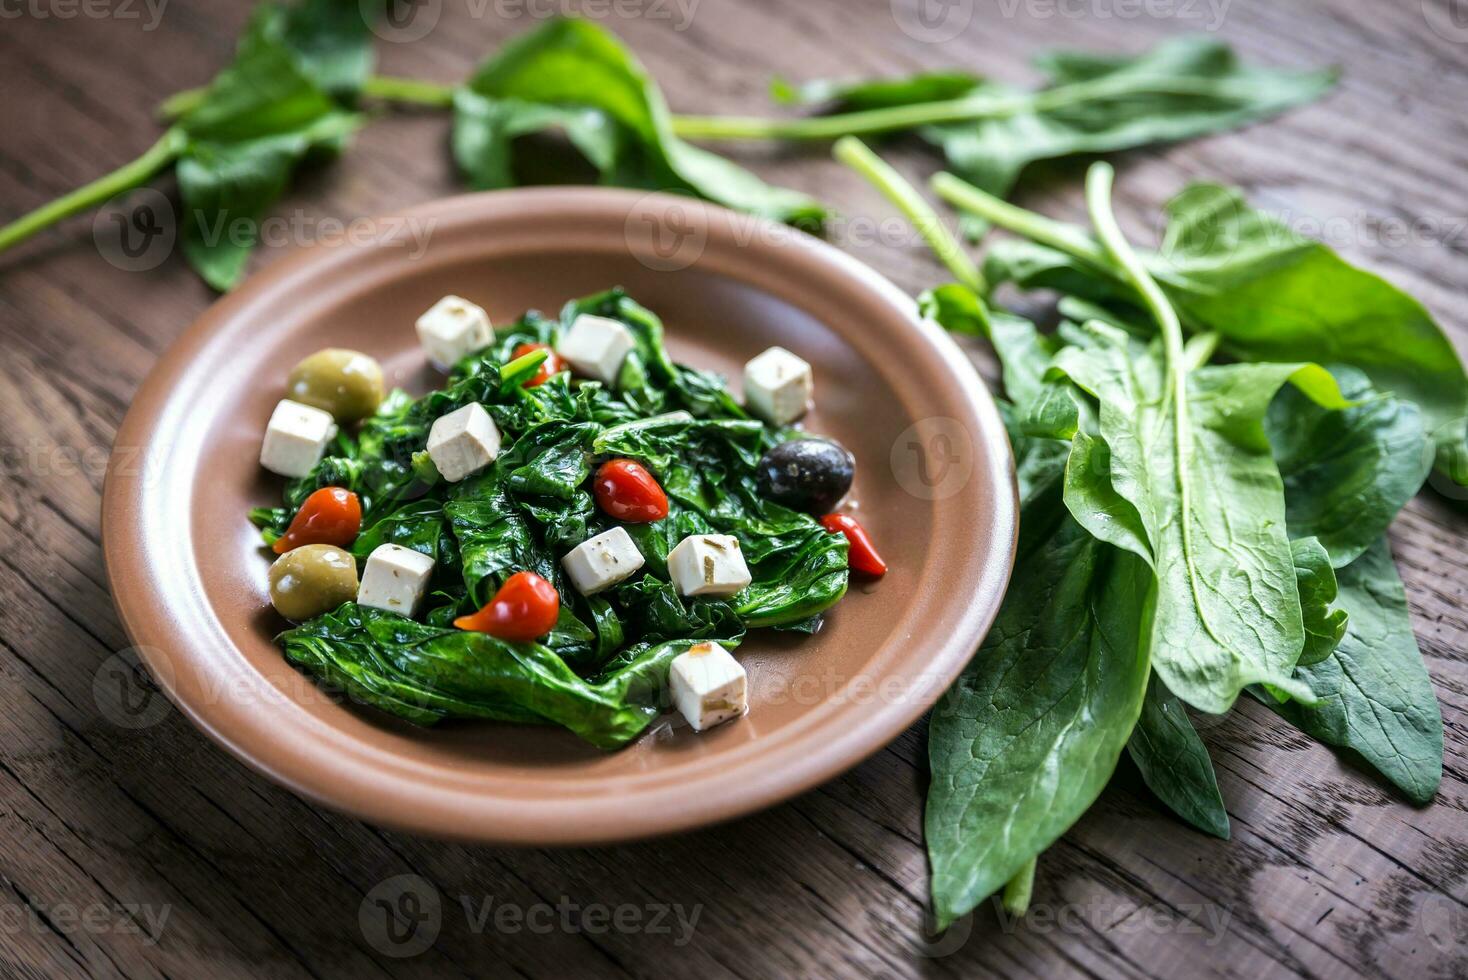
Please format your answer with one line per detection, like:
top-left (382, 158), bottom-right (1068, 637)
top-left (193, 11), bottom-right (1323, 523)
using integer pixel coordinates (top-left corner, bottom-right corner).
top-left (512, 342), bottom-right (566, 388)
top-left (820, 513), bottom-right (887, 577)
top-left (273, 487), bottom-right (362, 554)
top-left (593, 458), bottom-right (669, 523)
top-left (454, 570), bottom-right (561, 642)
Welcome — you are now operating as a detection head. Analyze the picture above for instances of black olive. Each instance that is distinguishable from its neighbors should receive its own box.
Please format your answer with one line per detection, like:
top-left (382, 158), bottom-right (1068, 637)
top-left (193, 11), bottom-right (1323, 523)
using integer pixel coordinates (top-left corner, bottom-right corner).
top-left (756, 438), bottom-right (855, 514)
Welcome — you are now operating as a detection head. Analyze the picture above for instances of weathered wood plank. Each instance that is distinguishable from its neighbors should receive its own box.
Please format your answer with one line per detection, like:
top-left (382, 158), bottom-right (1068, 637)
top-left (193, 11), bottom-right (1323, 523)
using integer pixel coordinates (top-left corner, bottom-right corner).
top-left (0, 0), bottom-right (1465, 977)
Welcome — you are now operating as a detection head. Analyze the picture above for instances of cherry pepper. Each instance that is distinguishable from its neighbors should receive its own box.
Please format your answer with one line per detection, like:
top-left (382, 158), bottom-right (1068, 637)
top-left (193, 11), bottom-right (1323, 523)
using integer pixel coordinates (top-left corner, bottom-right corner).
top-left (272, 487), bottom-right (362, 554)
top-left (593, 459), bottom-right (669, 522)
top-left (820, 513), bottom-right (887, 577)
top-left (511, 342), bottom-right (566, 388)
top-left (454, 571), bottom-right (561, 642)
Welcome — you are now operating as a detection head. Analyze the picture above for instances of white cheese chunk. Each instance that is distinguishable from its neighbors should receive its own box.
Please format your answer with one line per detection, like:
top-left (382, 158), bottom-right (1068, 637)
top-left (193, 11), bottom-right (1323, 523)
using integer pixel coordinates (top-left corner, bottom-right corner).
top-left (357, 544), bottom-right (436, 617)
top-left (561, 526), bottom-right (645, 595)
top-left (669, 642), bottom-right (748, 732)
top-left (415, 295), bottom-right (492, 369)
top-left (556, 314), bottom-right (635, 385)
top-left (667, 534), bottom-right (752, 598)
top-left (426, 403), bottom-right (501, 482)
top-left (743, 346), bottom-right (813, 425)
top-left (260, 399), bottom-right (338, 478)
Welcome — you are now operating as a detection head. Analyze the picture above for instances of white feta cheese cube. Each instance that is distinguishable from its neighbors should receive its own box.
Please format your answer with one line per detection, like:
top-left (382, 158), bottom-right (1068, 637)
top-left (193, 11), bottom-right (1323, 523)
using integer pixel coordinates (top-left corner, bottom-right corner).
top-left (669, 536), bottom-right (751, 598)
top-left (561, 526), bottom-right (644, 595)
top-left (669, 642), bottom-right (748, 732)
top-left (556, 314), bottom-right (635, 385)
top-left (667, 534), bottom-right (752, 598)
top-left (415, 295), bottom-right (492, 369)
top-left (260, 399), bottom-right (338, 477)
top-left (357, 544), bottom-right (436, 617)
top-left (743, 346), bottom-right (813, 425)
top-left (426, 403), bottom-right (501, 482)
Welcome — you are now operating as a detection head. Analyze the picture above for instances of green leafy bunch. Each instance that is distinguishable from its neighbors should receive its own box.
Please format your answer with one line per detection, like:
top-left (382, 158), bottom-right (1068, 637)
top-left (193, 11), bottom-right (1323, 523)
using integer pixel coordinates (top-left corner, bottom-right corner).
top-left (837, 137), bottom-right (1450, 927)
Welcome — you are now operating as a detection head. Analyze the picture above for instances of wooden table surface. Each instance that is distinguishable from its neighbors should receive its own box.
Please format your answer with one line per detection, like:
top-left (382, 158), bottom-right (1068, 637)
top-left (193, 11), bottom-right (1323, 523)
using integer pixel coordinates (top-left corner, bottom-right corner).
top-left (2, 1), bottom-right (1466, 976)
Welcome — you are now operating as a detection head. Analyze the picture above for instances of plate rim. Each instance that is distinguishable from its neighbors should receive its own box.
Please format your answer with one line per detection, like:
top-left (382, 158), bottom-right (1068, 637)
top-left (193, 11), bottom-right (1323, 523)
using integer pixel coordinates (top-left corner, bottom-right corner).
top-left (102, 187), bottom-right (1018, 845)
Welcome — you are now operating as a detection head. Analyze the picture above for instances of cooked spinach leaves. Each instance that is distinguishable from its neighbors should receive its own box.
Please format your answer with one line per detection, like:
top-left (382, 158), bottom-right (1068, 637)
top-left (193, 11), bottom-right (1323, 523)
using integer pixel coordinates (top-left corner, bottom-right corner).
top-left (262, 290), bottom-right (847, 746)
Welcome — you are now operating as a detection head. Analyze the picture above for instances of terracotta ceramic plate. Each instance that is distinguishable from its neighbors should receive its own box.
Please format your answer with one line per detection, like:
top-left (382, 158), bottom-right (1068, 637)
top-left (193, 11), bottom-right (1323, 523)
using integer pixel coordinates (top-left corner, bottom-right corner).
top-left (102, 189), bottom-right (1017, 844)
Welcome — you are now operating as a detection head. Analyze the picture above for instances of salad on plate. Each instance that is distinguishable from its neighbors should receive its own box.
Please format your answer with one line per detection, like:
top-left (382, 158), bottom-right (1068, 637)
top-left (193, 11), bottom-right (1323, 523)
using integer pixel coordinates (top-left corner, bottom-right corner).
top-left (250, 289), bottom-right (884, 748)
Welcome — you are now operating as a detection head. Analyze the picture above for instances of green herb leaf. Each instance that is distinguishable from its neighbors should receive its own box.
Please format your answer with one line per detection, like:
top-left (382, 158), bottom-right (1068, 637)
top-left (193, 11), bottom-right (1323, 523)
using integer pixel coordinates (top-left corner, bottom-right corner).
top-left (1267, 539), bottom-right (1443, 804)
top-left (1126, 673), bottom-right (1229, 839)
top-left (452, 19), bottom-right (824, 227)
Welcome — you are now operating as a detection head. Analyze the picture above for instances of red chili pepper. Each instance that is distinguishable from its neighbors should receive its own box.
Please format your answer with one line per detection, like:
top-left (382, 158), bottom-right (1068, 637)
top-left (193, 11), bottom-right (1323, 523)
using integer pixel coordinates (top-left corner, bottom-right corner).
top-left (454, 570), bottom-right (561, 642)
top-left (272, 487), bottom-right (362, 554)
top-left (593, 458), bottom-right (669, 522)
top-left (820, 513), bottom-right (887, 577)
top-left (512, 342), bottom-right (566, 388)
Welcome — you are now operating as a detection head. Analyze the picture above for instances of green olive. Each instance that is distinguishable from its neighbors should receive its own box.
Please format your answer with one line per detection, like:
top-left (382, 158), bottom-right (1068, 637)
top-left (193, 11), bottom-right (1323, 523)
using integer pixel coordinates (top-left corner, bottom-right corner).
top-left (269, 544), bottom-right (359, 622)
top-left (286, 348), bottom-right (384, 422)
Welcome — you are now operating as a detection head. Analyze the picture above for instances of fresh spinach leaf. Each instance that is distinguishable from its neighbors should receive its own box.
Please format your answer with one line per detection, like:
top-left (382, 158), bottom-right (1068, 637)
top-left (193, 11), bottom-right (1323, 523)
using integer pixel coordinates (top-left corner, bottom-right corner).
top-left (1291, 537), bottom-right (1348, 667)
top-left (731, 36), bottom-right (1332, 199)
top-left (959, 177), bottom-right (1468, 481)
top-left (1268, 370), bottom-right (1432, 568)
top-left (1268, 539), bottom-right (1443, 804)
top-left (171, 5), bottom-right (367, 288)
top-left (1126, 673), bottom-right (1229, 839)
top-left (452, 19), bottom-right (824, 227)
top-left (1051, 314), bottom-right (1343, 711)
top-left (926, 476), bottom-right (1153, 929)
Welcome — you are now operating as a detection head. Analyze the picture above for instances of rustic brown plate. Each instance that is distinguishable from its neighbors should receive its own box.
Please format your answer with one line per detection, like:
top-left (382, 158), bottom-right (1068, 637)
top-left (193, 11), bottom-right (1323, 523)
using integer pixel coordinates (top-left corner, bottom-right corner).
top-left (102, 188), bottom-right (1017, 845)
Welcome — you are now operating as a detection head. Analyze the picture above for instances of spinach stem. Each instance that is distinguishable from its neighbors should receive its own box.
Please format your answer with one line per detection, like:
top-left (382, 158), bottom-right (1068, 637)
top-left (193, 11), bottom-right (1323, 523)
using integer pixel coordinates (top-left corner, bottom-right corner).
top-left (360, 74), bottom-right (457, 108)
top-left (0, 129), bottom-right (185, 253)
top-left (930, 172), bottom-right (1112, 269)
top-left (669, 76), bottom-right (1272, 142)
top-left (1001, 858), bottom-right (1036, 917)
top-left (1085, 164), bottom-right (1185, 376)
top-left (833, 137), bottom-right (984, 292)
top-left (1184, 331), bottom-right (1220, 370)
top-left (161, 74), bottom-right (458, 121)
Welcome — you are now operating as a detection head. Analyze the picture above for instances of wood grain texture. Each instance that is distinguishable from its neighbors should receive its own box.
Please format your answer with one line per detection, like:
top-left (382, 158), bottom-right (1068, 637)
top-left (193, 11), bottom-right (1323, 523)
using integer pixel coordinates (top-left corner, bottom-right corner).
top-left (0, 0), bottom-right (1465, 976)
